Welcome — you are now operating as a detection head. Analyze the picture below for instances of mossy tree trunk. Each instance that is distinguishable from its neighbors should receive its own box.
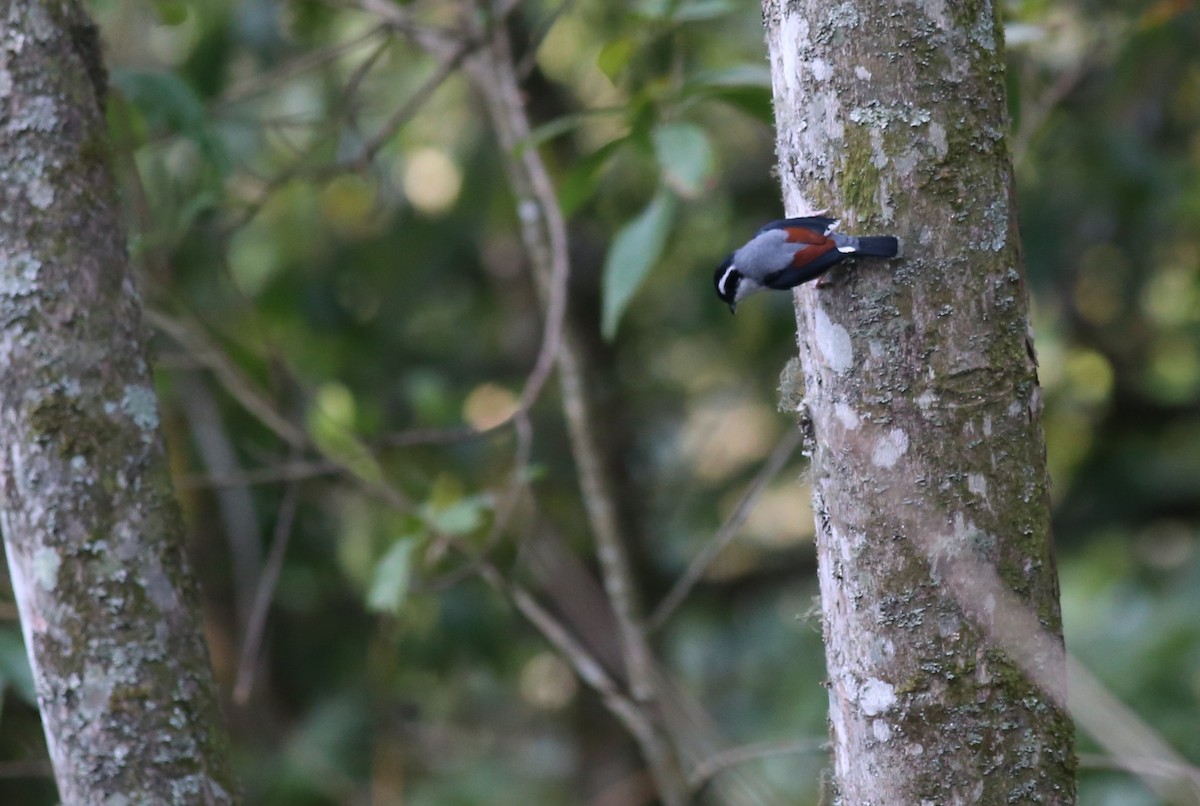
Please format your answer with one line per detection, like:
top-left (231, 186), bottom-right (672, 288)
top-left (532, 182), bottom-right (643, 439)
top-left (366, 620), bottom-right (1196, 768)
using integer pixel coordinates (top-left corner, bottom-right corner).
top-left (762, 0), bottom-right (1076, 802)
top-left (0, 1), bottom-right (239, 801)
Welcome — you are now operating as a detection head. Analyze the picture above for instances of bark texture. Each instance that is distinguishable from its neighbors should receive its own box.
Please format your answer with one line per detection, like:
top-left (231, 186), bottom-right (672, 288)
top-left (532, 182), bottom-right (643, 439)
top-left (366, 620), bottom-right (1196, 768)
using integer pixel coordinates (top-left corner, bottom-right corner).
top-left (0, 1), bottom-right (239, 802)
top-left (762, 0), bottom-right (1076, 803)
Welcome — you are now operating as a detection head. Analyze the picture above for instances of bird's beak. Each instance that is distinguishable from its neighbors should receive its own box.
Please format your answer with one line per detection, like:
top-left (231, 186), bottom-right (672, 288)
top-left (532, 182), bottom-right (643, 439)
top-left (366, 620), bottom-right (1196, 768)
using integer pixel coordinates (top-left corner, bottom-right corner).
top-left (728, 302), bottom-right (737, 315)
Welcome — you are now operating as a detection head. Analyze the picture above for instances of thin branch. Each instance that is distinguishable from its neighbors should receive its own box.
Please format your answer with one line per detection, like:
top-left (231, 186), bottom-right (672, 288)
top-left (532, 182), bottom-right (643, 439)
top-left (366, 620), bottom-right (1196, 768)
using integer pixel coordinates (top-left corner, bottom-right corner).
top-left (915, 525), bottom-right (1200, 803)
top-left (146, 309), bottom-right (309, 448)
top-left (648, 429), bottom-right (804, 631)
top-left (1078, 753), bottom-right (1200, 783)
top-left (463, 22), bottom-right (686, 803)
top-left (180, 425), bottom-right (505, 489)
top-left (226, 41), bottom-right (470, 233)
top-left (688, 738), bottom-right (827, 790)
top-left (1011, 58), bottom-right (1090, 168)
top-left (338, 34), bottom-right (395, 123)
top-left (469, 555), bottom-right (676, 793)
top-left (148, 309), bottom-right (410, 509)
top-left (380, 424), bottom-right (493, 447)
top-left (348, 41), bottom-right (474, 171)
top-left (177, 460), bottom-right (342, 489)
top-left (0, 760), bottom-right (54, 778)
top-left (176, 371), bottom-right (264, 636)
top-left (215, 23), bottom-right (390, 109)
top-left (469, 0), bottom-right (652, 705)
top-left (234, 482), bottom-right (301, 704)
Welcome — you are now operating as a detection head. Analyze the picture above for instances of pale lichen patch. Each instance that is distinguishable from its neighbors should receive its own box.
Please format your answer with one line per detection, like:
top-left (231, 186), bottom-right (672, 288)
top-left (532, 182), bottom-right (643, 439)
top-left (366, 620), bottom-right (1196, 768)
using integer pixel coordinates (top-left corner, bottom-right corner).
top-left (872, 428), bottom-right (909, 468)
top-left (33, 547), bottom-right (60, 590)
top-left (834, 402), bottom-right (860, 430)
top-left (27, 176), bottom-right (53, 209)
top-left (929, 120), bottom-right (948, 160)
top-left (121, 384), bottom-right (160, 433)
top-left (815, 307), bottom-right (853, 373)
top-left (0, 250), bottom-right (43, 298)
top-left (10, 94), bottom-right (59, 132)
top-left (859, 677), bottom-right (897, 716)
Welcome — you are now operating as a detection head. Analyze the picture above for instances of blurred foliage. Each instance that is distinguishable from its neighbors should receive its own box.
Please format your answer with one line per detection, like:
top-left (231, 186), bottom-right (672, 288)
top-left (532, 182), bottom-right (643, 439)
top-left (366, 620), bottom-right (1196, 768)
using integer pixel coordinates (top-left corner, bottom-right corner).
top-left (0, 0), bottom-right (1198, 803)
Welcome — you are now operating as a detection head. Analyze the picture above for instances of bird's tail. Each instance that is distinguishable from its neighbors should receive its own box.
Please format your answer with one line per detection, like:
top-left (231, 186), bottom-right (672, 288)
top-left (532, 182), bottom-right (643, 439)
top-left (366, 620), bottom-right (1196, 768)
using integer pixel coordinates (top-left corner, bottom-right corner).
top-left (853, 236), bottom-right (900, 257)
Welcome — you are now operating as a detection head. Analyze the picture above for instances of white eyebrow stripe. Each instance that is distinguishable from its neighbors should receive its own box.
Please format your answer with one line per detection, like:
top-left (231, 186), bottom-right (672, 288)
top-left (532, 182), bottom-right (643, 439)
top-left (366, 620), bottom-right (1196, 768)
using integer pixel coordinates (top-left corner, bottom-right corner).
top-left (718, 265), bottom-right (737, 296)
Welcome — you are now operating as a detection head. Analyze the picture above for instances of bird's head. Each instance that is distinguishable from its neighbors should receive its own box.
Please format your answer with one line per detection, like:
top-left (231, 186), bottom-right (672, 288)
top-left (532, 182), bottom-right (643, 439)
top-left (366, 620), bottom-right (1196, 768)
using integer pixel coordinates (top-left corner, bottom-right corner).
top-left (714, 256), bottom-right (742, 314)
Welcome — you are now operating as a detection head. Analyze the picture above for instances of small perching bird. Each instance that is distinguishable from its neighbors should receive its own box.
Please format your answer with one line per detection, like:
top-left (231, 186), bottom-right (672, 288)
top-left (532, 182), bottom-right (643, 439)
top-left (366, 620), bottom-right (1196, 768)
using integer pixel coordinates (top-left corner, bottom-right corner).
top-left (714, 217), bottom-right (900, 312)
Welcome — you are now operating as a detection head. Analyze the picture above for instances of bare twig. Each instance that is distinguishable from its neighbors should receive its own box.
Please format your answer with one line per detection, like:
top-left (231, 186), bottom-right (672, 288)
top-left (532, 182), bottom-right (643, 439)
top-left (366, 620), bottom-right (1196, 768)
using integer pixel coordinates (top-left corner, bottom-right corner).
top-left (522, 532), bottom-right (789, 806)
top-left (181, 424), bottom-right (502, 489)
top-left (216, 23), bottom-right (390, 109)
top-left (176, 371), bottom-right (264, 635)
top-left (1078, 753), bottom-right (1200, 783)
top-left (649, 429), bottom-right (804, 631)
top-left (463, 21), bottom-right (686, 804)
top-left (463, 33), bottom-right (571, 424)
top-left (349, 41), bottom-right (475, 171)
top-left (146, 309), bottom-right (309, 448)
top-left (147, 309), bottom-right (410, 509)
top-left (177, 459), bottom-right (342, 489)
top-left (226, 40), bottom-right (470, 233)
top-left (688, 738), bottom-right (826, 790)
top-left (917, 528), bottom-right (1200, 803)
top-left (469, 554), bottom-right (677, 787)
top-left (234, 482), bottom-right (301, 704)
top-left (380, 424), bottom-right (491, 447)
top-left (0, 760), bottom-right (54, 778)
top-left (1011, 59), bottom-right (1090, 167)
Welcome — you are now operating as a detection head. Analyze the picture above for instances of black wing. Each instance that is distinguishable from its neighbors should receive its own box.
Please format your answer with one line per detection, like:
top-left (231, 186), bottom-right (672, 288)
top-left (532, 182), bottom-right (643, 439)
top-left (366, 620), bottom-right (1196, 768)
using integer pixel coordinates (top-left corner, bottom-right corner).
top-left (763, 248), bottom-right (846, 290)
top-left (756, 216), bottom-right (839, 237)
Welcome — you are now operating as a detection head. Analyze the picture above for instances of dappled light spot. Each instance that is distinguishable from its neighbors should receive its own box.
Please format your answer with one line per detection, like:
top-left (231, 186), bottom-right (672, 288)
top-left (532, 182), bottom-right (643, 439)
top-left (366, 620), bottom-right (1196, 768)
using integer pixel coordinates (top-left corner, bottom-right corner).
top-left (321, 174), bottom-right (383, 236)
top-left (463, 383), bottom-right (518, 431)
top-left (403, 147), bottom-right (462, 216)
top-left (519, 652), bottom-right (577, 710)
top-left (1063, 348), bottom-right (1114, 407)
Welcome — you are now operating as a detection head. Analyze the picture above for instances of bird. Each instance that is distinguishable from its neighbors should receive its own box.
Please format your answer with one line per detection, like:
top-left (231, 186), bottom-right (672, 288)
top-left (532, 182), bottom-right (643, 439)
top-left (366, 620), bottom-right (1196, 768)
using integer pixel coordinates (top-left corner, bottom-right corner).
top-left (714, 217), bottom-right (900, 312)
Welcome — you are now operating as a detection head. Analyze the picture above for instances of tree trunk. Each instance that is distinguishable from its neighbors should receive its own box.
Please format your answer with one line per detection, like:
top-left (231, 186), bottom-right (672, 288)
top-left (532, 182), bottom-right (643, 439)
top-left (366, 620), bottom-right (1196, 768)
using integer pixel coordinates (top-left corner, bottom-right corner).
top-left (0, 1), bottom-right (240, 802)
top-left (762, 0), bottom-right (1076, 803)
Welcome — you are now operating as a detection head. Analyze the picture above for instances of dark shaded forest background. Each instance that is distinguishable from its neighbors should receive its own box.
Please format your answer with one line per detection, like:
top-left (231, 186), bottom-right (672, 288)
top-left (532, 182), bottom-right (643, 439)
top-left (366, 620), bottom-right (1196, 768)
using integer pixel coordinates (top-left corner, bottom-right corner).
top-left (2, 0), bottom-right (1199, 803)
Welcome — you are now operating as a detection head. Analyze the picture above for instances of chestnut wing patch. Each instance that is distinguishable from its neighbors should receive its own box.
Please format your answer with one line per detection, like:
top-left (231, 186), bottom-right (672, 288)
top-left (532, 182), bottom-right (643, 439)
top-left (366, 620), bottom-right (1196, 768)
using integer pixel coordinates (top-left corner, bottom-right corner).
top-left (784, 226), bottom-right (836, 266)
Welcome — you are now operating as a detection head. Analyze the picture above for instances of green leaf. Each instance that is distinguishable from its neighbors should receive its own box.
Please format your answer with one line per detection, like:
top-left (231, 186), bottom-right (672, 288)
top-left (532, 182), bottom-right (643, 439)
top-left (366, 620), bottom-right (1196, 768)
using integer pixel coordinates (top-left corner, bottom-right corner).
top-left (152, 0), bottom-right (189, 26)
top-left (524, 115), bottom-right (589, 151)
top-left (601, 189), bottom-right (678, 340)
top-left (633, 0), bottom-right (736, 22)
top-left (652, 122), bottom-right (714, 197)
top-left (701, 86), bottom-right (774, 122)
top-left (558, 138), bottom-right (626, 217)
top-left (425, 494), bottom-right (491, 536)
top-left (366, 538), bottom-right (416, 615)
top-left (111, 69), bottom-right (231, 176)
top-left (632, 0), bottom-right (671, 18)
top-left (597, 38), bottom-right (635, 83)
top-left (685, 65), bottom-right (772, 90)
top-left (680, 66), bottom-right (774, 122)
top-left (307, 383), bottom-right (385, 486)
top-left (671, 0), bottom-right (738, 22)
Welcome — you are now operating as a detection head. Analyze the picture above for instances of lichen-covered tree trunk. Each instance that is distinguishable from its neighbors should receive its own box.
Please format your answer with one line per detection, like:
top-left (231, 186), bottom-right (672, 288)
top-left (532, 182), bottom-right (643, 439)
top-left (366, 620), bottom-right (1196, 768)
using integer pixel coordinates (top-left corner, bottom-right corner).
top-left (762, 0), bottom-right (1076, 803)
top-left (0, 1), bottom-right (239, 801)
